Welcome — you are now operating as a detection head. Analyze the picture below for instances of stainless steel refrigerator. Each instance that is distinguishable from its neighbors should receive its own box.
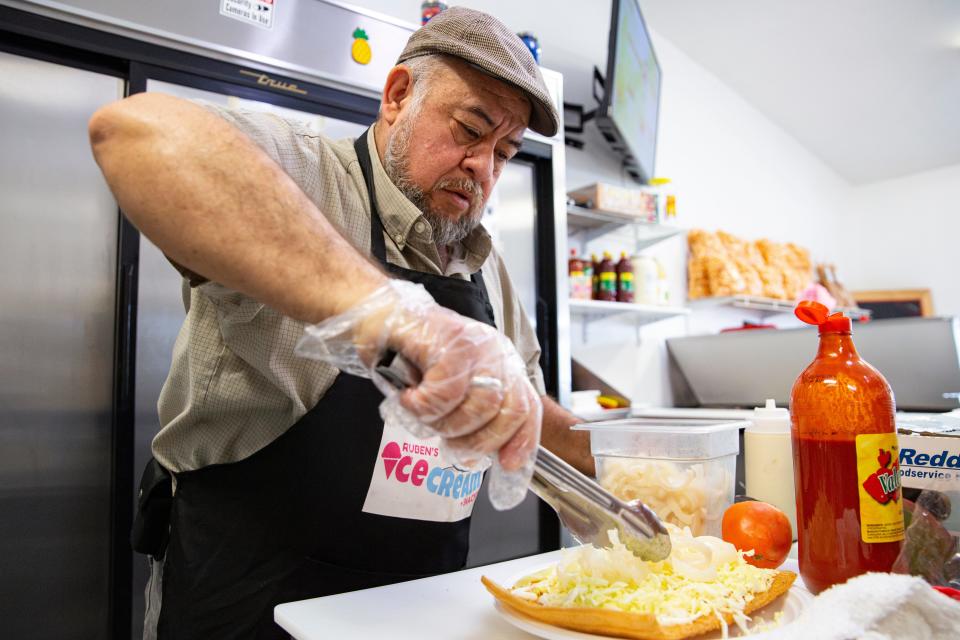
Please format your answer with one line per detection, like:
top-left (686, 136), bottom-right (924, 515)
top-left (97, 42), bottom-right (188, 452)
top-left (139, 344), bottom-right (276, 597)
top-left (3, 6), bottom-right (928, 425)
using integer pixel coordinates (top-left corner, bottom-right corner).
top-left (0, 1), bottom-right (569, 637)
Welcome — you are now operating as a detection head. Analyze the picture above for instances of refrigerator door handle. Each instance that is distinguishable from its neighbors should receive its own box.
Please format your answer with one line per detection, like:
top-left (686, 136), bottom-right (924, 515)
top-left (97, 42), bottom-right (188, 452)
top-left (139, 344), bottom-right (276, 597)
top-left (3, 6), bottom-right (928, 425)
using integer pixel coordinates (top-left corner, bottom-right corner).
top-left (537, 296), bottom-right (551, 382)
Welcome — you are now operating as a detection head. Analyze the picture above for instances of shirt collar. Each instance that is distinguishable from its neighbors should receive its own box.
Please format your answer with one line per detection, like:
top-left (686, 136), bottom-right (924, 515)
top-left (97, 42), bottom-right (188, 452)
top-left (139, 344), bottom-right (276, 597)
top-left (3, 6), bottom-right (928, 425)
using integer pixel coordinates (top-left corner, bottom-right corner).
top-left (365, 127), bottom-right (492, 270)
top-left (366, 127), bottom-right (422, 250)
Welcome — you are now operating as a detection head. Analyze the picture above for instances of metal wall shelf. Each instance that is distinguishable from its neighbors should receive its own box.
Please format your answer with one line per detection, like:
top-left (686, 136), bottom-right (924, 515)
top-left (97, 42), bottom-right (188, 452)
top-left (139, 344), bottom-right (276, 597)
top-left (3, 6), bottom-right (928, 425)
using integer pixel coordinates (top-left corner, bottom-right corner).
top-left (564, 205), bottom-right (686, 344)
top-left (569, 298), bottom-right (691, 323)
top-left (690, 295), bottom-right (871, 320)
top-left (566, 204), bottom-right (682, 250)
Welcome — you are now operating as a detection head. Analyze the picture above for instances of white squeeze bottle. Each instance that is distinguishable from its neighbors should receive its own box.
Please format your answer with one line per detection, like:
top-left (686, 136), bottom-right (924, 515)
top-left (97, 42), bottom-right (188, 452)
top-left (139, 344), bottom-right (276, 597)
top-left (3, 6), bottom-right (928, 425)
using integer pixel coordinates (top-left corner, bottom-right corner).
top-left (744, 399), bottom-right (797, 535)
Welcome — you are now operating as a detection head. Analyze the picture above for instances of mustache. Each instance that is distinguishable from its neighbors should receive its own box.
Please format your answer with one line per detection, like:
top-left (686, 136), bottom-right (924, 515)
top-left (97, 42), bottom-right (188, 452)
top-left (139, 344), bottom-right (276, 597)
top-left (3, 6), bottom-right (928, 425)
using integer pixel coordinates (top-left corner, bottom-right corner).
top-left (434, 177), bottom-right (483, 212)
top-left (422, 177), bottom-right (485, 246)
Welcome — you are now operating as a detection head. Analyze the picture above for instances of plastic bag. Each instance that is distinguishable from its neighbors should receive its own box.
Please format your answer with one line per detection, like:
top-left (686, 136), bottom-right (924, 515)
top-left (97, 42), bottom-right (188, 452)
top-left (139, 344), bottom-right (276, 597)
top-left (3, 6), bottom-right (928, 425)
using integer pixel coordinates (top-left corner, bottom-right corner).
top-left (892, 489), bottom-right (960, 588)
top-left (294, 279), bottom-right (541, 510)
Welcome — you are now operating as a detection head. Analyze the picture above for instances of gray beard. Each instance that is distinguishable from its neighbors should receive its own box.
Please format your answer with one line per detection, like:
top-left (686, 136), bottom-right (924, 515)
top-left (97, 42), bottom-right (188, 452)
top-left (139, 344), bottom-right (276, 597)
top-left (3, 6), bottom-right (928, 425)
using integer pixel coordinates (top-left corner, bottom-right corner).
top-left (383, 118), bottom-right (484, 247)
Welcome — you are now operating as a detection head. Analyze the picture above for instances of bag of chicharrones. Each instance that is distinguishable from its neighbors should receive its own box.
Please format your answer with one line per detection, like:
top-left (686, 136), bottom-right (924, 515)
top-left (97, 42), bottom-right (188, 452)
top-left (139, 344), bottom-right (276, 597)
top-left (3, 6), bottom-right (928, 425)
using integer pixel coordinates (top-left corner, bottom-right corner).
top-left (705, 254), bottom-right (746, 297)
top-left (687, 230), bottom-right (724, 299)
top-left (754, 239), bottom-right (789, 299)
top-left (687, 255), bottom-right (711, 299)
top-left (687, 229), bottom-right (725, 260)
top-left (783, 243), bottom-right (814, 300)
top-left (715, 231), bottom-right (761, 297)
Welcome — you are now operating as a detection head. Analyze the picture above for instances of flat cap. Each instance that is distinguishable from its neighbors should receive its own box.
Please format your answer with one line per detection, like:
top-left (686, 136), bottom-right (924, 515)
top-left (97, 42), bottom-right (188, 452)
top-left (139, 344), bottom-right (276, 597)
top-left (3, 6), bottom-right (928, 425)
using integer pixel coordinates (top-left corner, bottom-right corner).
top-left (397, 7), bottom-right (559, 137)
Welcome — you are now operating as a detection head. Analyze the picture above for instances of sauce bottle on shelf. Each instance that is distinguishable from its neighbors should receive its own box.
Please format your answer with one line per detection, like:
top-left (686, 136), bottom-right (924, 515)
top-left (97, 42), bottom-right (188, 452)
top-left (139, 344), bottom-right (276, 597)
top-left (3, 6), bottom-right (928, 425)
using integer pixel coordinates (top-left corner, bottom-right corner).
top-left (615, 252), bottom-right (634, 303)
top-left (568, 249), bottom-right (587, 300)
top-left (791, 301), bottom-right (904, 595)
top-left (596, 252), bottom-right (617, 302)
top-left (590, 253), bottom-right (600, 300)
top-left (635, 254), bottom-right (659, 305)
top-left (654, 258), bottom-right (670, 305)
top-left (582, 254), bottom-right (593, 300)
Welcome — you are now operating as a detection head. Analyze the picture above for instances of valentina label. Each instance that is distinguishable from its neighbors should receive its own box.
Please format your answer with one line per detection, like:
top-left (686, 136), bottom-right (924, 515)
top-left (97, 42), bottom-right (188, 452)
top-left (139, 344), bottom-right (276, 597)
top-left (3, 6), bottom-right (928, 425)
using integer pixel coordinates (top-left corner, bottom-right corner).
top-left (862, 447), bottom-right (901, 504)
top-left (855, 433), bottom-right (905, 543)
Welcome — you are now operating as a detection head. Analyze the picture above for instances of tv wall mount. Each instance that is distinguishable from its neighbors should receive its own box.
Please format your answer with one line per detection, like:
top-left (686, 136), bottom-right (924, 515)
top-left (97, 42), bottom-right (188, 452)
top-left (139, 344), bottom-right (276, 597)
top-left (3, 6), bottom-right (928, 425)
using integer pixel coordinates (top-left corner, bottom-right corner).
top-left (563, 67), bottom-right (645, 183)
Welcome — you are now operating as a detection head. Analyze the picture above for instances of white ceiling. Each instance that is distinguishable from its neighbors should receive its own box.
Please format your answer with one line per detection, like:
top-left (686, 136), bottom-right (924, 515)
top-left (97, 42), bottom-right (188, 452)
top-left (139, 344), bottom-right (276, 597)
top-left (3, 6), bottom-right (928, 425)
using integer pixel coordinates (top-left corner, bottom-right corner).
top-left (638, 0), bottom-right (960, 184)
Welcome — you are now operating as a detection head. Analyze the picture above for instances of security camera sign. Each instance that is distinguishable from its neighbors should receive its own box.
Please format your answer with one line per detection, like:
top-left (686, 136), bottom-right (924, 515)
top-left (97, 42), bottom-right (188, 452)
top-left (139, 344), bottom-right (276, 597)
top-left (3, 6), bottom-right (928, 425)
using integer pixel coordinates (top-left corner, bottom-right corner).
top-left (220, 0), bottom-right (275, 30)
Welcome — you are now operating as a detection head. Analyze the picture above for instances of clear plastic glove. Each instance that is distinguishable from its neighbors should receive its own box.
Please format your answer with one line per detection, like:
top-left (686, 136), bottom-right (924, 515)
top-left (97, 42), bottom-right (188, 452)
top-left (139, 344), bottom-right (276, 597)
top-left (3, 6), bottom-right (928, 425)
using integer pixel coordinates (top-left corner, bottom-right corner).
top-left (294, 279), bottom-right (541, 510)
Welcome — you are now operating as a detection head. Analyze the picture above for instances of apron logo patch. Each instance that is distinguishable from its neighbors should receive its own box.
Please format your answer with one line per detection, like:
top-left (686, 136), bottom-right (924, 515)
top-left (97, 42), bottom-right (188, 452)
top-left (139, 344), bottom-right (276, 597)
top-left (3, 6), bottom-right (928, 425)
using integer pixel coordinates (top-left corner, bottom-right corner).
top-left (381, 441), bottom-right (401, 478)
top-left (379, 441), bottom-right (483, 503)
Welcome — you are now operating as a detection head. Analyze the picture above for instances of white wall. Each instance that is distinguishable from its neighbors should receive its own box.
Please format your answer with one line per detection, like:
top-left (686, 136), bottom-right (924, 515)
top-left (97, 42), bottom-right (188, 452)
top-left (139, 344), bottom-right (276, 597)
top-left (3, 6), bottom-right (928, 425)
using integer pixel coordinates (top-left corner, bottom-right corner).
top-left (352, 0), bottom-right (845, 251)
top-left (354, 1), bottom-right (960, 408)
top-left (567, 31), bottom-right (848, 407)
top-left (349, 0), bottom-right (851, 406)
top-left (840, 163), bottom-right (960, 316)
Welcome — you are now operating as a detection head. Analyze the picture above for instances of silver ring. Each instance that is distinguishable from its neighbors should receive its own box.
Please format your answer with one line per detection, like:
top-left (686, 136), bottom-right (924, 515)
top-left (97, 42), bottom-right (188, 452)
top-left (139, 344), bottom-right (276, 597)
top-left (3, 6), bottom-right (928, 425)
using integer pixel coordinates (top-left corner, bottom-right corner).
top-left (470, 375), bottom-right (504, 391)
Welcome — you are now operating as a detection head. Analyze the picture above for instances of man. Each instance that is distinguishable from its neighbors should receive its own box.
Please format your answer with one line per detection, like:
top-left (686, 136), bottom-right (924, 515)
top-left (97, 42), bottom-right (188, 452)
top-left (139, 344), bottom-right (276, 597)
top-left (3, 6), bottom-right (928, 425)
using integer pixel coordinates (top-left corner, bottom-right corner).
top-left (90, 7), bottom-right (592, 639)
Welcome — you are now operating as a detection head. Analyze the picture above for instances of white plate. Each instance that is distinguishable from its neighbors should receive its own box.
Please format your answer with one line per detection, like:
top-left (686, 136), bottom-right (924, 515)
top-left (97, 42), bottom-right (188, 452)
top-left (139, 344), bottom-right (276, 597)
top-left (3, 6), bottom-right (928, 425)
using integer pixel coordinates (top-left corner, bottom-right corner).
top-left (492, 565), bottom-right (813, 640)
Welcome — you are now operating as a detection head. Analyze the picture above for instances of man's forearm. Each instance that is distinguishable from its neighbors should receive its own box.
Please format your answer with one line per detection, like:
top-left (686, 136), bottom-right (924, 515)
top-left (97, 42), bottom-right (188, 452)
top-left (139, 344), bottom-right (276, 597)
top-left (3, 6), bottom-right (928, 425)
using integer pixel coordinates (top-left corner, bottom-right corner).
top-left (540, 396), bottom-right (595, 476)
top-left (89, 93), bottom-right (386, 322)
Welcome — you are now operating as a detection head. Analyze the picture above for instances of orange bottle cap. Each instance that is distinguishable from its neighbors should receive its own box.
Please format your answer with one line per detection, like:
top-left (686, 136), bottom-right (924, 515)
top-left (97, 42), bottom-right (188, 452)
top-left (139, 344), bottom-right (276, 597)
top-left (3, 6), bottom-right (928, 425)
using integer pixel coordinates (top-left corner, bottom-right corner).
top-left (795, 301), bottom-right (829, 325)
top-left (795, 301), bottom-right (851, 332)
top-left (821, 313), bottom-right (852, 333)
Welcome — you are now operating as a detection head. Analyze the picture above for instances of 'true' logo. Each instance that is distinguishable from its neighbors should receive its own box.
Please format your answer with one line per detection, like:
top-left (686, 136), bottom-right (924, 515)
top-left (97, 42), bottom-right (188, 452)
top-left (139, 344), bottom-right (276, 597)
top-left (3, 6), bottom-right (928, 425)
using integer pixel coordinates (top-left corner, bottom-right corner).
top-left (238, 69), bottom-right (308, 95)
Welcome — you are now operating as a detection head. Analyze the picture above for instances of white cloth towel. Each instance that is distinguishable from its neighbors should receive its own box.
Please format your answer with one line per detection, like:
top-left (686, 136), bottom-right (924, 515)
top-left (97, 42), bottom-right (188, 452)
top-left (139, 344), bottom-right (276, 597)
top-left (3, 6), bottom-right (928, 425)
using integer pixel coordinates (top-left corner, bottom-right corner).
top-left (766, 572), bottom-right (960, 639)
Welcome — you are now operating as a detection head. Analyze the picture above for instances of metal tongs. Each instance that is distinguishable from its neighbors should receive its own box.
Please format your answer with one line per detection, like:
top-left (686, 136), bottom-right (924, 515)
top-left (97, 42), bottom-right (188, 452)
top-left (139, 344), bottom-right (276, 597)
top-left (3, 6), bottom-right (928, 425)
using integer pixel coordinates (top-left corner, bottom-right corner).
top-left (531, 445), bottom-right (671, 561)
top-left (375, 359), bottom-right (671, 561)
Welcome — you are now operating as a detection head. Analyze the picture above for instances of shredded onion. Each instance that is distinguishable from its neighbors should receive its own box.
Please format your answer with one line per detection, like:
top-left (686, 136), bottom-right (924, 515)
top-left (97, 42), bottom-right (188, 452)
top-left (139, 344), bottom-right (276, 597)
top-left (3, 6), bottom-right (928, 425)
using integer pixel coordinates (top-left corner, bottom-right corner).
top-left (599, 458), bottom-right (731, 536)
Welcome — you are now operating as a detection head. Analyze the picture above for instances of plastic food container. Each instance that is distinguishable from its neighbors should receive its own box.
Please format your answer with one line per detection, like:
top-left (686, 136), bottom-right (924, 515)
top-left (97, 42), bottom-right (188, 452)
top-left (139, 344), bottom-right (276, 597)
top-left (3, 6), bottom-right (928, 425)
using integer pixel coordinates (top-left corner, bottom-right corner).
top-left (573, 419), bottom-right (746, 537)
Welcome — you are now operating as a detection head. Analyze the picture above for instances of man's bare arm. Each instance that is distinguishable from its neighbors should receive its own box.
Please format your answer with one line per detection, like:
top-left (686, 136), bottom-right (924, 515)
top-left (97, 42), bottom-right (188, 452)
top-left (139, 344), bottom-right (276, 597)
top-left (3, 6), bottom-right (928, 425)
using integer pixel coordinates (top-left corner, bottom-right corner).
top-left (540, 396), bottom-right (594, 476)
top-left (89, 93), bottom-right (385, 322)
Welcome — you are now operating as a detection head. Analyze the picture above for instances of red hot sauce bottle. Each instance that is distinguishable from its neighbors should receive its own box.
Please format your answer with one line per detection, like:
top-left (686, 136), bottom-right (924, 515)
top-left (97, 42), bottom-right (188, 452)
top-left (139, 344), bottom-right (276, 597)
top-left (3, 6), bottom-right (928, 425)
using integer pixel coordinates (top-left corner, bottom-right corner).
top-left (791, 301), bottom-right (904, 594)
top-left (596, 252), bottom-right (617, 302)
top-left (616, 252), bottom-right (635, 303)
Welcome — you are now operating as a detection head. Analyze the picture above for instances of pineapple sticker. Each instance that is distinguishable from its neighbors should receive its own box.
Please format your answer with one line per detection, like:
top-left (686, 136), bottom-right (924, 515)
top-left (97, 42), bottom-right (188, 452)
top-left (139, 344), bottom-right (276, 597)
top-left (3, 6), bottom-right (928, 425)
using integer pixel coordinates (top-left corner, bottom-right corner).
top-left (351, 28), bottom-right (371, 65)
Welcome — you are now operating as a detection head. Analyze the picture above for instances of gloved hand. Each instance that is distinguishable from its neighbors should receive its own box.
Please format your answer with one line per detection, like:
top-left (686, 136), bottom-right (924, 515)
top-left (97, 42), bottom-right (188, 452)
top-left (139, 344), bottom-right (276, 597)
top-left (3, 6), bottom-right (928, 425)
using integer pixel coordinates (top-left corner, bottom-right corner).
top-left (295, 279), bottom-right (541, 510)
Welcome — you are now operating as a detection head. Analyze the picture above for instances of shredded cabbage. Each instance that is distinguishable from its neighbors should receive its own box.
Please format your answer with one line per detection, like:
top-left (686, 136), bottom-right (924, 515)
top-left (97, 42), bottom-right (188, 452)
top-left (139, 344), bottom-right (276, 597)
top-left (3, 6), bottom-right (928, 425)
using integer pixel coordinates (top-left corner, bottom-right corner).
top-left (511, 525), bottom-right (778, 636)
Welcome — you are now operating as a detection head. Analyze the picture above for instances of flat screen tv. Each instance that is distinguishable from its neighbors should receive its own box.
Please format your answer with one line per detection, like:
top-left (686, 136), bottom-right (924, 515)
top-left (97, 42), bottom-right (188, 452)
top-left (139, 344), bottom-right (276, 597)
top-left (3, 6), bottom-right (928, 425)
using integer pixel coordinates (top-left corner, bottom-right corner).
top-left (596, 0), bottom-right (662, 184)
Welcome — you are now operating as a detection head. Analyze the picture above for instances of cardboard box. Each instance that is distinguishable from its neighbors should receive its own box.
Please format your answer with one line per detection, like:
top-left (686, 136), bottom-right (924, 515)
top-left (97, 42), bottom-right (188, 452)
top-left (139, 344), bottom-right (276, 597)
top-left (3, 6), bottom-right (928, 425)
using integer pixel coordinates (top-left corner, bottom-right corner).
top-left (897, 413), bottom-right (960, 536)
top-left (568, 182), bottom-right (658, 221)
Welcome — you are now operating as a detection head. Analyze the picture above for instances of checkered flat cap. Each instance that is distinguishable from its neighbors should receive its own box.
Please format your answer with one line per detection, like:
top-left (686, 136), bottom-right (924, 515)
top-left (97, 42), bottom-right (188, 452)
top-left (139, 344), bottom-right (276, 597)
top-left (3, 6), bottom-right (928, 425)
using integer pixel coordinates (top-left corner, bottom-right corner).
top-left (397, 7), bottom-right (559, 137)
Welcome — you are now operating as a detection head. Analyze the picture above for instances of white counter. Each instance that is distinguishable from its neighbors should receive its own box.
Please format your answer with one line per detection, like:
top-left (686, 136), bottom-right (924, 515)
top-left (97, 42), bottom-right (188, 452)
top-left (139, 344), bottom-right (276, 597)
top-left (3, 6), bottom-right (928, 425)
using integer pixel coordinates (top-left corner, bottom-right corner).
top-left (275, 551), bottom-right (562, 639)
top-left (275, 551), bottom-right (804, 639)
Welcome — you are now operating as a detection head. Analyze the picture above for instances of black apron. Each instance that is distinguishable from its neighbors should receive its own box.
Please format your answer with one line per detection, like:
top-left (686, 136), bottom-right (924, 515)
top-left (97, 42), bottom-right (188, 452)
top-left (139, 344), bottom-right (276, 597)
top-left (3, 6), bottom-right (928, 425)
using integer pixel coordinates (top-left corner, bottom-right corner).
top-left (156, 131), bottom-right (497, 639)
